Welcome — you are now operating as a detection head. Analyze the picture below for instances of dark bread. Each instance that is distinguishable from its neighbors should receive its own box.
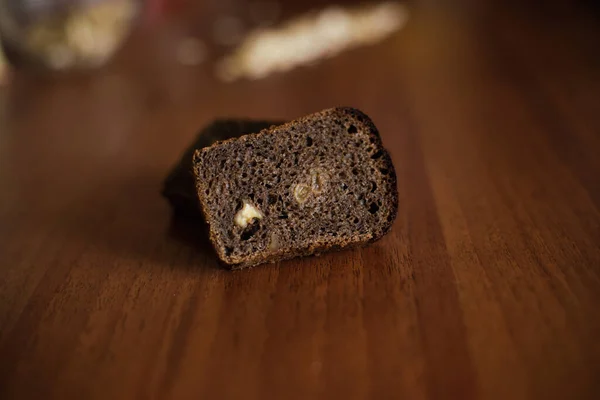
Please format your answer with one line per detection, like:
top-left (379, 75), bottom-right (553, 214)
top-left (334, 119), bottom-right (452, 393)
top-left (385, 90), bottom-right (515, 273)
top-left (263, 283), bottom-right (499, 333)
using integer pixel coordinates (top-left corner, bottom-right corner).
top-left (162, 119), bottom-right (283, 217)
top-left (193, 107), bottom-right (398, 269)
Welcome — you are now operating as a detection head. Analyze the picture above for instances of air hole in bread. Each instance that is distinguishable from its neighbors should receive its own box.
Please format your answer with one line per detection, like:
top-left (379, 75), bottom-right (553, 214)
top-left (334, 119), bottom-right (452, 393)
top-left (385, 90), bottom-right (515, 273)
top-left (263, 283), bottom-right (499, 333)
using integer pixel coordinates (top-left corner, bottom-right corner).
top-left (241, 222), bottom-right (260, 241)
top-left (368, 202), bottom-right (380, 214)
top-left (235, 200), bottom-right (244, 211)
top-left (371, 150), bottom-right (383, 159)
top-left (347, 125), bottom-right (357, 134)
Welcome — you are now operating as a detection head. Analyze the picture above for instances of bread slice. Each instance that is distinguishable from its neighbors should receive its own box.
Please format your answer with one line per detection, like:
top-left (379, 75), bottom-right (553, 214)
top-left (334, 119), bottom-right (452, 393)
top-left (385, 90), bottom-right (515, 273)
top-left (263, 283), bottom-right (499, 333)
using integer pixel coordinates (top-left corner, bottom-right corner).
top-left (163, 119), bottom-right (283, 217)
top-left (193, 107), bottom-right (398, 268)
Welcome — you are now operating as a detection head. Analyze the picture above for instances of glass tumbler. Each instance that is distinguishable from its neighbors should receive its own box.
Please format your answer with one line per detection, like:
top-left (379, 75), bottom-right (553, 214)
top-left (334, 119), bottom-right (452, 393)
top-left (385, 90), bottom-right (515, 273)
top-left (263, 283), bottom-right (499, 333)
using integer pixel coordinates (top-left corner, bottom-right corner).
top-left (0, 0), bottom-right (140, 70)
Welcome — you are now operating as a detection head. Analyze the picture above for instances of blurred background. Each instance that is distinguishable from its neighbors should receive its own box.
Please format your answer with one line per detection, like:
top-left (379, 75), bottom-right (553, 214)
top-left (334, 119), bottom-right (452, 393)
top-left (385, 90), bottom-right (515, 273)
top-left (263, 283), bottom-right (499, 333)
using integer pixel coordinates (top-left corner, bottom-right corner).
top-left (1, 0), bottom-right (598, 251)
top-left (1, 2), bottom-right (600, 399)
top-left (0, 0), bottom-right (417, 99)
top-left (0, 0), bottom-right (598, 219)
top-left (0, 0), bottom-right (597, 119)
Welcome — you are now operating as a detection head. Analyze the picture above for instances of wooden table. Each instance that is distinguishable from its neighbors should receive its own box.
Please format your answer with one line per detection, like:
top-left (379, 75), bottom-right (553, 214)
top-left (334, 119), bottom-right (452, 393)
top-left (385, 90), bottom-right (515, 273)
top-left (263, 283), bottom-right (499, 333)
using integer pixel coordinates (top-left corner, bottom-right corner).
top-left (1, 1), bottom-right (599, 399)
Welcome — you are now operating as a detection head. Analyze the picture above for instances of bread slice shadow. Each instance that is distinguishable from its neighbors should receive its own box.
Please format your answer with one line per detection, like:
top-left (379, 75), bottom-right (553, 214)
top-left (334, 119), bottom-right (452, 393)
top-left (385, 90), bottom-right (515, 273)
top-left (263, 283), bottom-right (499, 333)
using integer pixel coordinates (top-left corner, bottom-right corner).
top-left (166, 214), bottom-right (221, 270)
top-left (50, 172), bottom-right (221, 272)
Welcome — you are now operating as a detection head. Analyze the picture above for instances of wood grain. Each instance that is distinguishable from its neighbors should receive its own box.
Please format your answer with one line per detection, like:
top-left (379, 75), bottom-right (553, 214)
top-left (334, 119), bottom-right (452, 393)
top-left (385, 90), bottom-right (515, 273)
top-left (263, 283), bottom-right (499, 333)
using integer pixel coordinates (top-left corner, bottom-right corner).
top-left (1, 1), bottom-right (600, 399)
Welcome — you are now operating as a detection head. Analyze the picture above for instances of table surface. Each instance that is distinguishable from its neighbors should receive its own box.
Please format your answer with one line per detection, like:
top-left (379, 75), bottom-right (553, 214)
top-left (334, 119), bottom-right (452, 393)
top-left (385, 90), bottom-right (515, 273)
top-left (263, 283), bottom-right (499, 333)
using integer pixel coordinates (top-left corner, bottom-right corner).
top-left (1, 1), bottom-right (600, 399)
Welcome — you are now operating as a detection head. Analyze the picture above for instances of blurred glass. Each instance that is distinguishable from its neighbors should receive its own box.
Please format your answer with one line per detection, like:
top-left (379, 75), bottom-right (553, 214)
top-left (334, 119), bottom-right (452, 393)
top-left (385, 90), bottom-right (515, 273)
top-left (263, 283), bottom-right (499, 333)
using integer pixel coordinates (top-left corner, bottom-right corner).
top-left (0, 35), bottom-right (7, 84)
top-left (0, 0), bottom-right (140, 70)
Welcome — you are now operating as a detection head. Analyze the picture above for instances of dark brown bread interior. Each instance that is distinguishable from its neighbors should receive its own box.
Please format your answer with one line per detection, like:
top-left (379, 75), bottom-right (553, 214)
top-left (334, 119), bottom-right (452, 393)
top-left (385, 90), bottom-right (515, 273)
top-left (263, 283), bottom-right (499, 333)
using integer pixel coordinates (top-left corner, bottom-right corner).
top-left (194, 108), bottom-right (398, 268)
top-left (162, 120), bottom-right (283, 217)
top-left (193, 107), bottom-right (398, 268)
